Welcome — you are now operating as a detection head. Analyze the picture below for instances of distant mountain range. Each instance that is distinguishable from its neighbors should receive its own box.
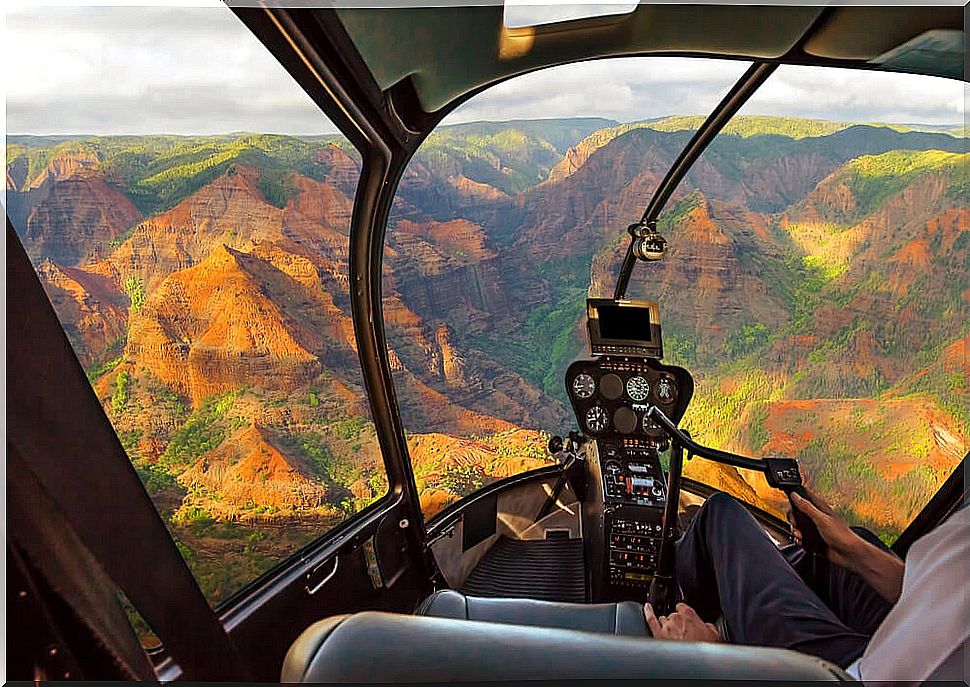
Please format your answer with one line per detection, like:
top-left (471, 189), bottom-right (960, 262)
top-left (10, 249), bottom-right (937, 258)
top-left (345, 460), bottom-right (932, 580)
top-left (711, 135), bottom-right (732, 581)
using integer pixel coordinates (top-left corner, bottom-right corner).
top-left (7, 115), bottom-right (967, 601)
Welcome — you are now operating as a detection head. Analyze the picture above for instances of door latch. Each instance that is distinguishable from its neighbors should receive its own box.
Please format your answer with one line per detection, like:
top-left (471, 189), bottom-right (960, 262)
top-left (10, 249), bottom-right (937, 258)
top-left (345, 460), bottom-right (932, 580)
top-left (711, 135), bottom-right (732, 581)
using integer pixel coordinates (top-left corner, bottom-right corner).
top-left (305, 555), bottom-right (339, 595)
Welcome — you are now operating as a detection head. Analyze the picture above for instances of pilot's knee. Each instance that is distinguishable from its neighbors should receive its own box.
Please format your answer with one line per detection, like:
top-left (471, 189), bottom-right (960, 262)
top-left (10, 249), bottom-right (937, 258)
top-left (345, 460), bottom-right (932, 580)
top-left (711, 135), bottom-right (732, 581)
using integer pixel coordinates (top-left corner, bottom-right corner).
top-left (700, 492), bottom-right (745, 519)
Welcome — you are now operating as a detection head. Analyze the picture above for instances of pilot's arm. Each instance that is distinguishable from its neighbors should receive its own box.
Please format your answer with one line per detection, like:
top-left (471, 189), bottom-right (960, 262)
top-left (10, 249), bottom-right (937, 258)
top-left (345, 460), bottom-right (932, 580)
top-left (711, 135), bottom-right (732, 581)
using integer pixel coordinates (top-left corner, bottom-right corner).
top-left (791, 490), bottom-right (904, 603)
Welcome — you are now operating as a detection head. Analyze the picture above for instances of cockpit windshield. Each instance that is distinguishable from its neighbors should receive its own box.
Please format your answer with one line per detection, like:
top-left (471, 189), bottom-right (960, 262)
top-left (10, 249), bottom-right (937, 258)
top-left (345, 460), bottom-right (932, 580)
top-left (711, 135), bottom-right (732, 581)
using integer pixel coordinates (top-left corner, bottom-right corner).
top-left (385, 57), bottom-right (752, 517)
top-left (387, 58), bottom-right (967, 542)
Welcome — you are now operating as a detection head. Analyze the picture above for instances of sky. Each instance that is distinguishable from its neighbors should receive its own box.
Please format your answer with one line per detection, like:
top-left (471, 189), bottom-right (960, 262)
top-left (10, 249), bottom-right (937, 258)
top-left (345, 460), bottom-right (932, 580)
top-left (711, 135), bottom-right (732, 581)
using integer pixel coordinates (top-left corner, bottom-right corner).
top-left (4, 4), bottom-right (966, 137)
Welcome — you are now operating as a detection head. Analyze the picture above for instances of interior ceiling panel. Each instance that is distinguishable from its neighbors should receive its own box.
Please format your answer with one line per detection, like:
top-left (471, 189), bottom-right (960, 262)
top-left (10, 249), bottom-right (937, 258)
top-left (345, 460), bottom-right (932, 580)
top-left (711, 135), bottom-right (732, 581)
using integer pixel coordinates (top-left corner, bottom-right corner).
top-left (332, 4), bottom-right (964, 115)
top-left (803, 6), bottom-right (963, 61)
top-left (335, 5), bottom-right (824, 113)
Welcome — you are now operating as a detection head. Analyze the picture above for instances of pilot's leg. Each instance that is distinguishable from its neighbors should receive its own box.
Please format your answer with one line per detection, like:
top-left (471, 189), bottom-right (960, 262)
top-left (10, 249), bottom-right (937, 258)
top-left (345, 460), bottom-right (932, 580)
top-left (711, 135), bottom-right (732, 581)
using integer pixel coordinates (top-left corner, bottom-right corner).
top-left (798, 527), bottom-right (894, 635)
top-left (675, 492), bottom-right (869, 667)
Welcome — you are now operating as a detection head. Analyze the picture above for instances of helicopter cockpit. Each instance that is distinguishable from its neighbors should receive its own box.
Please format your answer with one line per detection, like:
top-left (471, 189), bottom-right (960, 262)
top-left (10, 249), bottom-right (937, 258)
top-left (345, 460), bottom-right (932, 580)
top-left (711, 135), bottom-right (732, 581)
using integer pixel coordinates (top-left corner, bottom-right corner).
top-left (7, 3), bottom-right (967, 684)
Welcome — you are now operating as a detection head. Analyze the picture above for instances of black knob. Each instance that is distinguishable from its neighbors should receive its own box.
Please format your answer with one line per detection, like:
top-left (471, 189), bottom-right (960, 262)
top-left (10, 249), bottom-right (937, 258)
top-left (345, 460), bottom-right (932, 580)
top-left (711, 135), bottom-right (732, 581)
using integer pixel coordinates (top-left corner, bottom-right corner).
top-left (548, 435), bottom-right (564, 455)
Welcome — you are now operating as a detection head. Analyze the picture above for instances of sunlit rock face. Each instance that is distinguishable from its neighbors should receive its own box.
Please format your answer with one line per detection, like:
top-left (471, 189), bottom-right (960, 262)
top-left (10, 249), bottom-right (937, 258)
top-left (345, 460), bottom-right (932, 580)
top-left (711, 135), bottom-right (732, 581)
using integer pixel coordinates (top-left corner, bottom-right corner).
top-left (7, 120), bottom-right (967, 549)
top-left (10, 151), bottom-right (143, 266)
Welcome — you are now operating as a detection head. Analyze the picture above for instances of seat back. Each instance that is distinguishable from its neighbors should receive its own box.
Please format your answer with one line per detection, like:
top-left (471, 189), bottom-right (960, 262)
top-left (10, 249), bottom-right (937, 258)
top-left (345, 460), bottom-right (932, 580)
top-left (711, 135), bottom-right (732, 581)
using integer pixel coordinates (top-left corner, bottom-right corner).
top-left (283, 611), bottom-right (851, 682)
top-left (417, 589), bottom-right (648, 636)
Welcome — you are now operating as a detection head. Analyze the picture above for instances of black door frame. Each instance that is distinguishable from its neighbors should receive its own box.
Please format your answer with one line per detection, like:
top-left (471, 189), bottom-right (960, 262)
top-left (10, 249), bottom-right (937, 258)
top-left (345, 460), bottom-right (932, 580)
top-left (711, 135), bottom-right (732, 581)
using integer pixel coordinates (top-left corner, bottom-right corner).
top-left (7, 221), bottom-right (249, 681)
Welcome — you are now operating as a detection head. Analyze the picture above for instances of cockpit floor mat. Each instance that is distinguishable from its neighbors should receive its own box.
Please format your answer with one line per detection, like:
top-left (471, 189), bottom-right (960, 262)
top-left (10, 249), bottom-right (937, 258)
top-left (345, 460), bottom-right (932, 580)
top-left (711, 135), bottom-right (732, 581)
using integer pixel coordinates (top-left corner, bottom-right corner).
top-left (460, 536), bottom-right (587, 603)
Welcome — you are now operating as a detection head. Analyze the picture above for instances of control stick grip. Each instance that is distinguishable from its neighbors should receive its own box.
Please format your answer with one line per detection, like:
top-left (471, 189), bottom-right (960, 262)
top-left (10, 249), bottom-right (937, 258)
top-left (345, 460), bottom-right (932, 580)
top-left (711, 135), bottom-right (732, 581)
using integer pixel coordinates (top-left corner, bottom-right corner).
top-left (787, 486), bottom-right (827, 556)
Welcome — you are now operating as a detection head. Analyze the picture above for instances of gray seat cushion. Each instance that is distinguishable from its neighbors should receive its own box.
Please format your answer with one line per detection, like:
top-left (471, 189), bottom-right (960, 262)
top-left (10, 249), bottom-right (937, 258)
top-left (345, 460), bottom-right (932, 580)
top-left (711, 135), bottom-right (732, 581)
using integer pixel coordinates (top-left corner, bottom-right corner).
top-left (417, 589), bottom-right (649, 636)
top-left (281, 611), bottom-right (852, 682)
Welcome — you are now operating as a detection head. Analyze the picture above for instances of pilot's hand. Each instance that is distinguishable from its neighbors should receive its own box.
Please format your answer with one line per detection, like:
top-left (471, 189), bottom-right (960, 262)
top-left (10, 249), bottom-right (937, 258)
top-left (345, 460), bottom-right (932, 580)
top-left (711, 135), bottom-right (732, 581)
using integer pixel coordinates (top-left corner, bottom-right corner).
top-left (644, 602), bottom-right (720, 643)
top-left (790, 489), bottom-right (861, 569)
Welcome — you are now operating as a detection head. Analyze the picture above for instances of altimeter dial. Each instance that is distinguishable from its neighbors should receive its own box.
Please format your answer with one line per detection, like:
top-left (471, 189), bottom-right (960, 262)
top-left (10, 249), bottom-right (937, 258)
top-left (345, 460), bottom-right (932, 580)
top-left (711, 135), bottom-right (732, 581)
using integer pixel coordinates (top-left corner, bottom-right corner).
top-left (626, 375), bottom-right (651, 402)
top-left (585, 406), bottom-right (609, 434)
top-left (572, 373), bottom-right (596, 399)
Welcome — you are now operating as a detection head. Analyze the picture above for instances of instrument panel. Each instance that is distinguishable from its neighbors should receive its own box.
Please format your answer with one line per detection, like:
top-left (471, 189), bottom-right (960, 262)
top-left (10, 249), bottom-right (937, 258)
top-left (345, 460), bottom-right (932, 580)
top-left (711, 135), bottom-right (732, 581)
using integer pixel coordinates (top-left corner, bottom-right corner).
top-left (567, 355), bottom-right (694, 596)
top-left (565, 357), bottom-right (693, 444)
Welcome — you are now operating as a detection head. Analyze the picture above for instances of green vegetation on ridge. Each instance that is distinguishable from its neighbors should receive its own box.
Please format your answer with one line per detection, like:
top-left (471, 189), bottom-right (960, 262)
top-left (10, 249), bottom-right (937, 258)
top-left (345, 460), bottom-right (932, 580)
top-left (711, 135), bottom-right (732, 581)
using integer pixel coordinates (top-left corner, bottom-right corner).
top-left (838, 149), bottom-right (969, 219)
top-left (7, 133), bottom-right (353, 216)
top-left (11, 114), bottom-right (967, 606)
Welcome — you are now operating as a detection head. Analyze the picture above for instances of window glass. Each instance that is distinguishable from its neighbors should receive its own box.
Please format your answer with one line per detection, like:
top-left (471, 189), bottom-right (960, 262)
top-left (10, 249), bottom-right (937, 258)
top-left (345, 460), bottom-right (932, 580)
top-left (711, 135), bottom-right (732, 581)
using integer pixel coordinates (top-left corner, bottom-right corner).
top-left (503, 1), bottom-right (638, 29)
top-left (384, 58), bottom-right (753, 519)
top-left (6, 5), bottom-right (387, 607)
top-left (614, 66), bottom-right (967, 543)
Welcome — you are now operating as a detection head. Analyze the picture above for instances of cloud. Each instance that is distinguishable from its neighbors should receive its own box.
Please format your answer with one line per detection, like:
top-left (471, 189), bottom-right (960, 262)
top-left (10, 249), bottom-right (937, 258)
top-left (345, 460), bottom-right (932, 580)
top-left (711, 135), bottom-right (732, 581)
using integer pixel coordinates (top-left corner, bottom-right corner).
top-left (444, 57), bottom-right (752, 124)
top-left (743, 65), bottom-right (966, 125)
top-left (5, 6), bottom-right (965, 136)
top-left (5, 5), bottom-right (336, 135)
top-left (446, 58), bottom-right (965, 127)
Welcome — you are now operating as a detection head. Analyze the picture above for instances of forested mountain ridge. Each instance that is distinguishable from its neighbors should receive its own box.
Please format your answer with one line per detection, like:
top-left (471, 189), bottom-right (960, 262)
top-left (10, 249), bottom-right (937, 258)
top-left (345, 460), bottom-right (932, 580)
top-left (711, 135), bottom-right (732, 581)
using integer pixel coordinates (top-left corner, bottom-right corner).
top-left (7, 115), bottom-right (967, 600)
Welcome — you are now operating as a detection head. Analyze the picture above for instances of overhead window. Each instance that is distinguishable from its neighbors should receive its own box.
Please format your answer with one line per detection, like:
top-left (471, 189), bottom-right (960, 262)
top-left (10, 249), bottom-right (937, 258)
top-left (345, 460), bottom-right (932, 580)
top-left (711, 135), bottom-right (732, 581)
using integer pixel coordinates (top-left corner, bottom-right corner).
top-left (6, 4), bottom-right (388, 612)
top-left (504, 1), bottom-right (638, 29)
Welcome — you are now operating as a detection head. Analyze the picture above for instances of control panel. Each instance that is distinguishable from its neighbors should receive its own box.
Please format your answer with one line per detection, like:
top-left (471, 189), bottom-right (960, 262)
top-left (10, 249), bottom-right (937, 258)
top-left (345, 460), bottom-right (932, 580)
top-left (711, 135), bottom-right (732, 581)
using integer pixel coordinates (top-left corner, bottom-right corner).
top-left (599, 442), bottom-right (666, 507)
top-left (567, 356), bottom-right (692, 595)
top-left (608, 516), bottom-right (663, 587)
top-left (565, 356), bottom-right (693, 447)
top-left (596, 440), bottom-right (667, 588)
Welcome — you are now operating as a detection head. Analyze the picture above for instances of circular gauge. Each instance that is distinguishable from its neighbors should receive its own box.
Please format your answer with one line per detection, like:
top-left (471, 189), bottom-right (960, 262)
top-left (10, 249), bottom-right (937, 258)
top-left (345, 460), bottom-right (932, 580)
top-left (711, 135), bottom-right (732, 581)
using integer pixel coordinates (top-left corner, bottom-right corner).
top-left (585, 406), bottom-right (609, 434)
top-left (572, 373), bottom-right (595, 399)
top-left (642, 415), bottom-right (664, 438)
top-left (655, 375), bottom-right (679, 405)
top-left (626, 375), bottom-right (651, 402)
top-left (600, 373), bottom-right (624, 400)
top-left (613, 407), bottom-right (638, 434)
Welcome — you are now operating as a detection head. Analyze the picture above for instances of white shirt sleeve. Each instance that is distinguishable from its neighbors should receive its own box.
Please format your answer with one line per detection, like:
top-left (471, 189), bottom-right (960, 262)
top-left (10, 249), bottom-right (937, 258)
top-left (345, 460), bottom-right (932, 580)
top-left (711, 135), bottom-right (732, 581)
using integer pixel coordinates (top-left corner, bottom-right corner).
top-left (855, 506), bottom-right (969, 683)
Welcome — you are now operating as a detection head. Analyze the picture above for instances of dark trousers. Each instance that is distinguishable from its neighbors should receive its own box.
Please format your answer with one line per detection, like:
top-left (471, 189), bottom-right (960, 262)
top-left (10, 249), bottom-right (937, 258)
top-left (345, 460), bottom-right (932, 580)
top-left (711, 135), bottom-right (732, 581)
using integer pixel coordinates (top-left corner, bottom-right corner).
top-left (675, 493), bottom-right (893, 667)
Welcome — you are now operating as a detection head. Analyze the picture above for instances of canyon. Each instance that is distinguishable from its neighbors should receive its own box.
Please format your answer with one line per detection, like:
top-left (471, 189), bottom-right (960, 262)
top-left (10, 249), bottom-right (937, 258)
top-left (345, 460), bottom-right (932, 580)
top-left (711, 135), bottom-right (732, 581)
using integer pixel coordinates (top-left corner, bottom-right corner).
top-left (7, 115), bottom-right (967, 602)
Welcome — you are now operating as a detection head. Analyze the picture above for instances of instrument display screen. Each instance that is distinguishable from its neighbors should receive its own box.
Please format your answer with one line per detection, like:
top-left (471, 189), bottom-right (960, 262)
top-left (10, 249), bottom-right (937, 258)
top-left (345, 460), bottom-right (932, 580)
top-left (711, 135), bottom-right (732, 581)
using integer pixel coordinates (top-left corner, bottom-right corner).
top-left (598, 304), bottom-right (651, 340)
top-left (587, 298), bottom-right (663, 358)
top-left (624, 571), bottom-right (652, 582)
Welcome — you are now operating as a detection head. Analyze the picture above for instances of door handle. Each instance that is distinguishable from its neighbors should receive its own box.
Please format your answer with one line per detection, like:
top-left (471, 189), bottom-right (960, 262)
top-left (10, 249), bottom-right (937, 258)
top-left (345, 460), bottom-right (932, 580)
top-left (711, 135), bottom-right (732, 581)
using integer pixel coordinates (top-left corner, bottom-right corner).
top-left (305, 555), bottom-right (339, 595)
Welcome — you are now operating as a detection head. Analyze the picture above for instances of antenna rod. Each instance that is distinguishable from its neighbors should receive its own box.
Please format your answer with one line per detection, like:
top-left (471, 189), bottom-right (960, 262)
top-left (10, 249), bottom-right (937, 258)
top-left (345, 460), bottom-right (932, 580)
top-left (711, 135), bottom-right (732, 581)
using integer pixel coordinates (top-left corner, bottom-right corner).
top-left (614, 61), bottom-right (778, 300)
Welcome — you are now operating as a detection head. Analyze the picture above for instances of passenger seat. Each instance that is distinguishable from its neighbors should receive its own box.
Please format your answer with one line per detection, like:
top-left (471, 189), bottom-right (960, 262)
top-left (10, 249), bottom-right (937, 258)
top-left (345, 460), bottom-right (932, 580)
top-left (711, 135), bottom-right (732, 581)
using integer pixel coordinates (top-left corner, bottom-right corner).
top-left (417, 589), bottom-right (649, 636)
top-left (281, 610), bottom-right (851, 682)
